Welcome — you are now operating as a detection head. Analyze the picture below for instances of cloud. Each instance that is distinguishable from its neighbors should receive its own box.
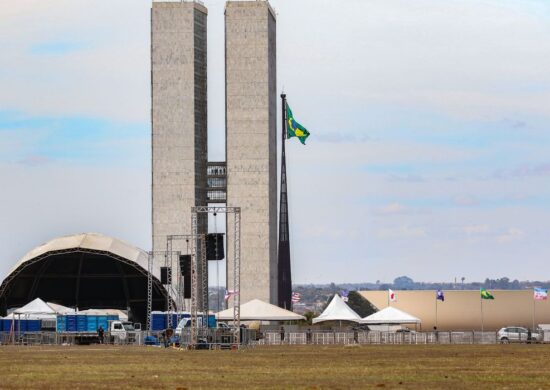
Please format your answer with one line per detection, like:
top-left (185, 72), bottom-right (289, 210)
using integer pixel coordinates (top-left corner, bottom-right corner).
top-left (463, 224), bottom-right (489, 235)
top-left (17, 155), bottom-right (55, 167)
top-left (376, 203), bottom-right (409, 215)
top-left (387, 174), bottom-right (425, 183)
top-left (453, 194), bottom-right (479, 206)
top-left (302, 224), bottom-right (361, 241)
top-left (315, 132), bottom-right (373, 144)
top-left (493, 163), bottom-right (550, 180)
top-left (497, 228), bottom-right (524, 243)
top-left (377, 225), bottom-right (427, 239)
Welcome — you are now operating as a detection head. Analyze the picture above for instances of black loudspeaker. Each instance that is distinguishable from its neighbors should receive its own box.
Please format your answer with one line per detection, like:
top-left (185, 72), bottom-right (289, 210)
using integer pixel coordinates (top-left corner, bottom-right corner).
top-left (179, 255), bottom-right (191, 276)
top-left (160, 267), bottom-right (171, 285)
top-left (206, 233), bottom-right (225, 260)
top-left (179, 255), bottom-right (191, 299)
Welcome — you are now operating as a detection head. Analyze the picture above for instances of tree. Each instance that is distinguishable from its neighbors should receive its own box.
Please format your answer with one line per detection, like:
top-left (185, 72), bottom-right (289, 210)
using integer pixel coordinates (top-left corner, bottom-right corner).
top-left (298, 311), bottom-right (315, 326)
top-left (347, 291), bottom-right (377, 317)
top-left (393, 276), bottom-right (415, 290)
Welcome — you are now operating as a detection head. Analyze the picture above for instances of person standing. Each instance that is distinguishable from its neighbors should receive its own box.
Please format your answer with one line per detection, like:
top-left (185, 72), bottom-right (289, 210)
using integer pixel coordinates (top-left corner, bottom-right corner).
top-left (97, 326), bottom-right (105, 344)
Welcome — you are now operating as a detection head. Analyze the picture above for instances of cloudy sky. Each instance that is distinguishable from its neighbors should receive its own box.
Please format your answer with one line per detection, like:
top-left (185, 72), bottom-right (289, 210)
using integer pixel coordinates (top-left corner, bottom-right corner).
top-left (1, 0), bottom-right (549, 284)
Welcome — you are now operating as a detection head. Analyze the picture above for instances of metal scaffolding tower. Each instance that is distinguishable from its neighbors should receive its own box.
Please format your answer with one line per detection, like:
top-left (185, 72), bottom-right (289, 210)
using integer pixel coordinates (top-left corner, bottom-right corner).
top-left (191, 206), bottom-right (241, 346)
top-left (166, 234), bottom-right (204, 326)
top-left (146, 250), bottom-right (180, 332)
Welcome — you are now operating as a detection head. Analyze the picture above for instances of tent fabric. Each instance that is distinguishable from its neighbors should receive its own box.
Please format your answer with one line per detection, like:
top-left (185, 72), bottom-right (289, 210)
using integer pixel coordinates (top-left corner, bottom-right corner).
top-left (215, 299), bottom-right (305, 321)
top-left (4, 298), bottom-right (57, 319)
top-left (6, 233), bottom-right (157, 280)
top-left (312, 294), bottom-right (362, 324)
top-left (360, 306), bottom-right (421, 324)
top-left (47, 302), bottom-right (75, 314)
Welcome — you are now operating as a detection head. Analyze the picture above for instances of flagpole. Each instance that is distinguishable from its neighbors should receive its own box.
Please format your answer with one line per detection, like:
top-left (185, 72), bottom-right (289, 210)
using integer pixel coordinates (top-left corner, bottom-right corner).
top-left (481, 296), bottom-right (484, 333)
top-left (533, 296), bottom-right (535, 331)
top-left (435, 297), bottom-right (438, 329)
top-left (278, 93), bottom-right (292, 310)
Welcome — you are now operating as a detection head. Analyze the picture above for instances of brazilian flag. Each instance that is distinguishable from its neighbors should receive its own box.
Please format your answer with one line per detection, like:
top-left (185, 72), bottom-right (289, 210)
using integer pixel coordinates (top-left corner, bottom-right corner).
top-left (480, 288), bottom-right (494, 300)
top-left (286, 104), bottom-right (310, 145)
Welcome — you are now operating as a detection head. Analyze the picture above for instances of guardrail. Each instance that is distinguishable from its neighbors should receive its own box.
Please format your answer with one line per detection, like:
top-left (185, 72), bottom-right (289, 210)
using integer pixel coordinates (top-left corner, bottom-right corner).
top-left (0, 330), bottom-right (547, 347)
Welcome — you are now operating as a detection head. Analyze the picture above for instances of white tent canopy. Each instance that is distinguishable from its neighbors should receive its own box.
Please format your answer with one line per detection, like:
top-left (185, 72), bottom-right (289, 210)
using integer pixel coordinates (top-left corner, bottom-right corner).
top-left (47, 302), bottom-right (75, 314)
top-left (216, 299), bottom-right (305, 321)
top-left (360, 306), bottom-right (421, 325)
top-left (4, 298), bottom-right (57, 319)
top-left (312, 294), bottom-right (361, 324)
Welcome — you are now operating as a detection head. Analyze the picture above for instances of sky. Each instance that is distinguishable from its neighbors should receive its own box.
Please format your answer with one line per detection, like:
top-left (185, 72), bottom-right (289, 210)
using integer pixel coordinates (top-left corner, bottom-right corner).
top-left (1, 0), bottom-right (550, 285)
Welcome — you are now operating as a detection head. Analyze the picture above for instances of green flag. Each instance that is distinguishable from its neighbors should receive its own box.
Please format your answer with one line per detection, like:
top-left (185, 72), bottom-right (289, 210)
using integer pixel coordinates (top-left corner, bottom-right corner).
top-left (286, 104), bottom-right (310, 145)
top-left (480, 288), bottom-right (494, 300)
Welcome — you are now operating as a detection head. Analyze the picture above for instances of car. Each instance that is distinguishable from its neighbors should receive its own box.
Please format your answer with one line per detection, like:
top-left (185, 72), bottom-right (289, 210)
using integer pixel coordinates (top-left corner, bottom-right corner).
top-left (497, 327), bottom-right (541, 343)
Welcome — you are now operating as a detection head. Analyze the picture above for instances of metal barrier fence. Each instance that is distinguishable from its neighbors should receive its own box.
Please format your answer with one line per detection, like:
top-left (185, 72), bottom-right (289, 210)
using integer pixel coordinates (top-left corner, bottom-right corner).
top-left (1, 330), bottom-right (547, 347)
top-left (257, 331), bottom-right (503, 345)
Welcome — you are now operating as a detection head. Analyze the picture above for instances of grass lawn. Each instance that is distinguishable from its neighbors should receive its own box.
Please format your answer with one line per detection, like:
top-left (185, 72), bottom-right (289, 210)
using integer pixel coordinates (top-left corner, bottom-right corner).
top-left (0, 344), bottom-right (549, 389)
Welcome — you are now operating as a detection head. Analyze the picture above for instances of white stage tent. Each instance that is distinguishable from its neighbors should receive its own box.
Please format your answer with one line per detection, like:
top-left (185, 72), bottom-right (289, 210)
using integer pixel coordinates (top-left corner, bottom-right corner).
top-left (4, 298), bottom-right (58, 319)
top-left (312, 294), bottom-right (361, 324)
top-left (360, 306), bottom-right (421, 331)
top-left (216, 299), bottom-right (305, 321)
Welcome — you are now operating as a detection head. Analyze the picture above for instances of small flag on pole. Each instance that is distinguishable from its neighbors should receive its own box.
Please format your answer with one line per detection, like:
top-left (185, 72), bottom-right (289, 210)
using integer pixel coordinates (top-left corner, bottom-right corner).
top-left (436, 289), bottom-right (445, 301)
top-left (480, 288), bottom-right (494, 300)
top-left (389, 289), bottom-right (397, 302)
top-left (224, 289), bottom-right (238, 301)
top-left (534, 287), bottom-right (548, 301)
top-left (291, 292), bottom-right (301, 303)
top-left (341, 290), bottom-right (349, 302)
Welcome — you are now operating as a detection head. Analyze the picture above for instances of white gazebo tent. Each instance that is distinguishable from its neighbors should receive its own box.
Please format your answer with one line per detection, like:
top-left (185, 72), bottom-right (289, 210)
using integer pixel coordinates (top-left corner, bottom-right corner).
top-left (216, 299), bottom-right (305, 321)
top-left (312, 294), bottom-right (361, 324)
top-left (360, 306), bottom-right (421, 331)
top-left (4, 298), bottom-right (57, 320)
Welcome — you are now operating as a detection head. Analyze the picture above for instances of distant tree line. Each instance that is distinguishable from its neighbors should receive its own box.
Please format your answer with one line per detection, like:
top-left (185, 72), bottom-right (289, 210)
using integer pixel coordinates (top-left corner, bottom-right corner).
top-left (291, 276), bottom-right (549, 315)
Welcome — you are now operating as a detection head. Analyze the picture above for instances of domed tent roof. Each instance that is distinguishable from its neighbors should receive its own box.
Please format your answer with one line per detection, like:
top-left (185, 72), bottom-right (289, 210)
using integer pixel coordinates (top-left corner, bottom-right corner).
top-left (0, 233), bottom-right (169, 323)
top-left (7, 233), bottom-right (152, 277)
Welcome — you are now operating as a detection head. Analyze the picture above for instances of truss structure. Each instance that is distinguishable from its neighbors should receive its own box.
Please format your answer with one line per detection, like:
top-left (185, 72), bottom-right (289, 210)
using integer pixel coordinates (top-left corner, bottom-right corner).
top-left (165, 234), bottom-right (205, 327)
top-left (146, 250), bottom-right (180, 331)
top-left (191, 206), bottom-right (241, 346)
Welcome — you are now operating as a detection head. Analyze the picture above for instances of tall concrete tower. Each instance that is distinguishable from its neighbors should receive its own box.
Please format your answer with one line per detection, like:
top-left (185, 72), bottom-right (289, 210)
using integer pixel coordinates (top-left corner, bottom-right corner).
top-left (151, 3), bottom-right (208, 259)
top-left (225, 1), bottom-right (278, 304)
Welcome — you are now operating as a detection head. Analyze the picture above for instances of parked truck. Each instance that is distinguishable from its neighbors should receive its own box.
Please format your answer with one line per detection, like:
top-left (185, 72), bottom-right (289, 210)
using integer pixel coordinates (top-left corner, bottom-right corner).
top-left (56, 314), bottom-right (139, 345)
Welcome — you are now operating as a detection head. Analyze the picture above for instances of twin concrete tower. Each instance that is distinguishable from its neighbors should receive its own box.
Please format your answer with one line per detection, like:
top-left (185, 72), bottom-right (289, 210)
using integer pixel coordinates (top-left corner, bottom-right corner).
top-left (151, 1), bottom-right (279, 305)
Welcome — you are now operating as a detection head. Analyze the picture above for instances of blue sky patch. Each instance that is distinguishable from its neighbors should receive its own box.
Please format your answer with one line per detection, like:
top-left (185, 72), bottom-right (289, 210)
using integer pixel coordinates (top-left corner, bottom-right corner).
top-left (30, 41), bottom-right (87, 55)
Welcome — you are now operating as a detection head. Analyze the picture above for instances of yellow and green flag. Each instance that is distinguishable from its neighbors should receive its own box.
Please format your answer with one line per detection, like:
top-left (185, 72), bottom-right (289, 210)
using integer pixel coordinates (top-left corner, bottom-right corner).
top-left (286, 104), bottom-right (310, 145)
top-left (480, 288), bottom-right (494, 300)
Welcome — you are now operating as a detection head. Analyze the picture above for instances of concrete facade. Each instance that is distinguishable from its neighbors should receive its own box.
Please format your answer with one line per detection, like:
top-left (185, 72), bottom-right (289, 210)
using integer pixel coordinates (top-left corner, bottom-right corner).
top-left (151, 1), bottom-right (208, 256)
top-left (225, 1), bottom-right (278, 304)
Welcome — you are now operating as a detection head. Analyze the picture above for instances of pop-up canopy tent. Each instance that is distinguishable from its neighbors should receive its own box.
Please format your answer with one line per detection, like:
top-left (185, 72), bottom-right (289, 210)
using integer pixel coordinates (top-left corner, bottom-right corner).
top-left (216, 299), bottom-right (305, 321)
top-left (312, 294), bottom-right (362, 324)
top-left (360, 306), bottom-right (421, 331)
top-left (4, 297), bottom-right (58, 319)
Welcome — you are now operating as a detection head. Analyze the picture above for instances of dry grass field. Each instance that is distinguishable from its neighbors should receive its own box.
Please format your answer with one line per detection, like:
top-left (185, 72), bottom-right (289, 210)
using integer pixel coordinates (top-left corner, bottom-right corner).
top-left (1, 344), bottom-right (549, 389)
